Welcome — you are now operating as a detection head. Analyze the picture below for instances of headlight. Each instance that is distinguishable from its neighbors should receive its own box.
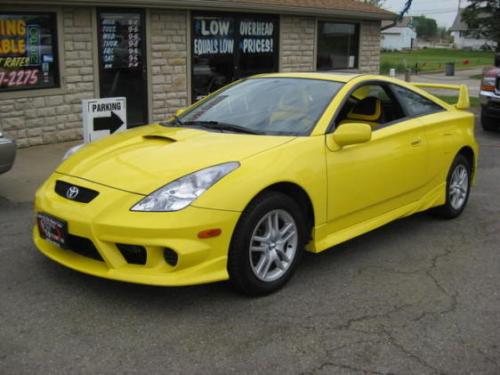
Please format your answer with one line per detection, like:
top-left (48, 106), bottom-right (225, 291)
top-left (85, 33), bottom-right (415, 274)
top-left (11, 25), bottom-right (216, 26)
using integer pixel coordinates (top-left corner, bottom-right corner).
top-left (63, 144), bottom-right (85, 161)
top-left (131, 162), bottom-right (240, 212)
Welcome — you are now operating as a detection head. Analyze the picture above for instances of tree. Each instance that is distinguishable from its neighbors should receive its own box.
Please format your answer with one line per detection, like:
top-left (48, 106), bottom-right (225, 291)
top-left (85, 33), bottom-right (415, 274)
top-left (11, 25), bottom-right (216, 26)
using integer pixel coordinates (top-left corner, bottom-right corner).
top-left (438, 26), bottom-right (452, 42)
top-left (413, 16), bottom-right (438, 40)
top-left (462, 0), bottom-right (500, 52)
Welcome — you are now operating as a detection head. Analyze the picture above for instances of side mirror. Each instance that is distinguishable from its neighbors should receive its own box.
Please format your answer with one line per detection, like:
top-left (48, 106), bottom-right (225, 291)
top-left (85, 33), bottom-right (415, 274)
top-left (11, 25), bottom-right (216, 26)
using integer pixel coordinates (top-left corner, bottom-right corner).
top-left (332, 123), bottom-right (372, 148)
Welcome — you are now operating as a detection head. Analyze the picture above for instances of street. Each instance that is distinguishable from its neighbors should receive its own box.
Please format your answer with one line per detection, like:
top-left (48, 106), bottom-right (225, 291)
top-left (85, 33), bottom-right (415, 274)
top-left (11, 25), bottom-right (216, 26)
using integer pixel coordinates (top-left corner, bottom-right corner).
top-left (1, 118), bottom-right (499, 374)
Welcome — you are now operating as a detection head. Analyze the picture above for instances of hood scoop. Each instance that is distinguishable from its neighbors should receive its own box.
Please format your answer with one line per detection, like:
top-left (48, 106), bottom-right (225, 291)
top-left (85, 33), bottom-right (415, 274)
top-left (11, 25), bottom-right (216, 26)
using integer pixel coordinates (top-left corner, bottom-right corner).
top-left (142, 133), bottom-right (178, 143)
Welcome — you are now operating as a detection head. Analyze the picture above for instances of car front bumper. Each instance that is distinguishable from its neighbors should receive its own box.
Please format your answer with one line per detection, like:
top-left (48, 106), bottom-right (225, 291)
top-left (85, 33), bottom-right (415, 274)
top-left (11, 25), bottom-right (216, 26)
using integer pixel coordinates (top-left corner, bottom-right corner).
top-left (479, 90), bottom-right (500, 118)
top-left (33, 173), bottom-right (241, 286)
top-left (0, 137), bottom-right (16, 174)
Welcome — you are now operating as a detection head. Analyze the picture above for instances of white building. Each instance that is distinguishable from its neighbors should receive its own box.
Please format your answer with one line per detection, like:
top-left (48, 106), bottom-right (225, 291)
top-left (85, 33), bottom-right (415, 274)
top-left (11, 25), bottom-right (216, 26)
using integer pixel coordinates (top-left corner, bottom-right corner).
top-left (450, 9), bottom-right (497, 50)
top-left (381, 17), bottom-right (416, 51)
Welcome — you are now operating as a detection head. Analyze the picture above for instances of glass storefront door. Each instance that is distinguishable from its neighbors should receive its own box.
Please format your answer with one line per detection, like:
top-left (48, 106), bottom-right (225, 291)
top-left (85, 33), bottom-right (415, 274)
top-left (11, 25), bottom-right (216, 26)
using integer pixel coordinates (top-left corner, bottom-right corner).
top-left (192, 13), bottom-right (279, 101)
top-left (97, 9), bottom-right (148, 127)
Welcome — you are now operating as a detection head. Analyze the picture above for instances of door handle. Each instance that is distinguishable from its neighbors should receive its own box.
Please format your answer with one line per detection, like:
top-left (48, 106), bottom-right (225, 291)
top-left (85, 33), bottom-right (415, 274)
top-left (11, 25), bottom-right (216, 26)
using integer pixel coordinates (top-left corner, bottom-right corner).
top-left (410, 138), bottom-right (422, 146)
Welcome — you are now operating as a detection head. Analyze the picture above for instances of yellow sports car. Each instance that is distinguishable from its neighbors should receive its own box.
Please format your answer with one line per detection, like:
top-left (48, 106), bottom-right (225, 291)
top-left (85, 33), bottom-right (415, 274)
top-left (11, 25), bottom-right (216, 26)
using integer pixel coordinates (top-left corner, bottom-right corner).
top-left (34, 73), bottom-right (478, 295)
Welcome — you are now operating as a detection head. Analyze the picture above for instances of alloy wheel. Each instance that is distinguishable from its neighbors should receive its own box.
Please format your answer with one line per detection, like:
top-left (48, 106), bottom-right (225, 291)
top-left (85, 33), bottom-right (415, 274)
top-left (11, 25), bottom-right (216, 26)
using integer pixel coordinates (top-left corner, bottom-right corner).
top-left (449, 164), bottom-right (469, 210)
top-left (249, 209), bottom-right (298, 282)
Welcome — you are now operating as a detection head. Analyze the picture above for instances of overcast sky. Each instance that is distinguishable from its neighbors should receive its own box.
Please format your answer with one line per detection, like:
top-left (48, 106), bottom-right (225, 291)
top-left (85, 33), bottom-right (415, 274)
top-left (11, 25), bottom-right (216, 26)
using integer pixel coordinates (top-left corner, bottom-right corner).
top-left (383, 0), bottom-right (464, 28)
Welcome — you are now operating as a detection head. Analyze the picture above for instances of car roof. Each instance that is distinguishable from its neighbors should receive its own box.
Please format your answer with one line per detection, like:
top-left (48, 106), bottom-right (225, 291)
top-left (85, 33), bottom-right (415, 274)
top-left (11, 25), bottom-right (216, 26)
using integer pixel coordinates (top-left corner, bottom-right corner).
top-left (253, 72), bottom-right (362, 83)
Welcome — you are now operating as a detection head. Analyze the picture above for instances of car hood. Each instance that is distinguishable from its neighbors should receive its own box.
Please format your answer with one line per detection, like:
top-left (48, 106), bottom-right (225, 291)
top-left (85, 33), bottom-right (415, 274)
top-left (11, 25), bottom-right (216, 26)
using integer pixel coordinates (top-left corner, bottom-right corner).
top-left (57, 124), bottom-right (295, 195)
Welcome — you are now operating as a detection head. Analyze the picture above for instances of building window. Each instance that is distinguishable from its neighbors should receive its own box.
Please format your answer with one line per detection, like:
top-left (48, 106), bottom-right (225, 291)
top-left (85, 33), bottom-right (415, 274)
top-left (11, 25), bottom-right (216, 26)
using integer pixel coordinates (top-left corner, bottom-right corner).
top-left (0, 12), bottom-right (59, 92)
top-left (317, 21), bottom-right (359, 71)
top-left (192, 13), bottom-right (279, 101)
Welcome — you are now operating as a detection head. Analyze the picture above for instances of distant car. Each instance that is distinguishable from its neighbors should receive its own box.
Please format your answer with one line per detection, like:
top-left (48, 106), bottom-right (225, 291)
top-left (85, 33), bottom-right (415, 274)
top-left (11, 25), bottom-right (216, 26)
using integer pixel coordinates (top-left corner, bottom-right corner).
top-left (479, 67), bottom-right (500, 131)
top-left (0, 132), bottom-right (16, 174)
top-left (34, 73), bottom-right (478, 295)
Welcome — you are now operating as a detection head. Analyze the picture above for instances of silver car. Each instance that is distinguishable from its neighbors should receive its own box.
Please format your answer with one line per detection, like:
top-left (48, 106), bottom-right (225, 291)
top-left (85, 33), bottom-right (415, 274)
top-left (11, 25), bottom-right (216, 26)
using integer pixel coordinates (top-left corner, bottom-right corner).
top-left (0, 132), bottom-right (16, 174)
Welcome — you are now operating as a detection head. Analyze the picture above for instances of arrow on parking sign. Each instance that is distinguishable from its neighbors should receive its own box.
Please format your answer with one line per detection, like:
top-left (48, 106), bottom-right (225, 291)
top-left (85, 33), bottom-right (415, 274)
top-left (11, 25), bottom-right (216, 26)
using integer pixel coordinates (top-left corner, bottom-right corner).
top-left (93, 112), bottom-right (124, 134)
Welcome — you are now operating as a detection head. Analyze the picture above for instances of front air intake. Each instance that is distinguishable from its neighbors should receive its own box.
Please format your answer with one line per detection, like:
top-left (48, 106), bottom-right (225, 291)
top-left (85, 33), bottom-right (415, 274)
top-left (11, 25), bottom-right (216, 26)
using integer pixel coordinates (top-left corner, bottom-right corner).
top-left (163, 248), bottom-right (178, 267)
top-left (116, 244), bottom-right (147, 265)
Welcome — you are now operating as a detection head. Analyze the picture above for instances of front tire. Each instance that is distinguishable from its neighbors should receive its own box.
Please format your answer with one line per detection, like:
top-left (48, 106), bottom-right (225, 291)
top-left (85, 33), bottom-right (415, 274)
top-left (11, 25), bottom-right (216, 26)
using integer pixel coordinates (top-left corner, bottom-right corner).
top-left (432, 154), bottom-right (471, 219)
top-left (481, 110), bottom-right (498, 131)
top-left (228, 192), bottom-right (306, 296)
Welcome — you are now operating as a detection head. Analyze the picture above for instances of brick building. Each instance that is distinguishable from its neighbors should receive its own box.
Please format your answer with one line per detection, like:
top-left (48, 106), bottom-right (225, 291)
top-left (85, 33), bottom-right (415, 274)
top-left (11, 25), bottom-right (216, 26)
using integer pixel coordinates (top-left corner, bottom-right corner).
top-left (0, 1), bottom-right (394, 147)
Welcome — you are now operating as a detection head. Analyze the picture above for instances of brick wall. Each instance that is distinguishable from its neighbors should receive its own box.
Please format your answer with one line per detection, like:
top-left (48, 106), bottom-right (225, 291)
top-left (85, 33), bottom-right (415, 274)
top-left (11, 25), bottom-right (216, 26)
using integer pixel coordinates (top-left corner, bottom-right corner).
top-left (0, 7), bottom-right (95, 148)
top-left (150, 10), bottom-right (189, 123)
top-left (280, 15), bottom-right (316, 72)
top-left (359, 20), bottom-right (381, 73)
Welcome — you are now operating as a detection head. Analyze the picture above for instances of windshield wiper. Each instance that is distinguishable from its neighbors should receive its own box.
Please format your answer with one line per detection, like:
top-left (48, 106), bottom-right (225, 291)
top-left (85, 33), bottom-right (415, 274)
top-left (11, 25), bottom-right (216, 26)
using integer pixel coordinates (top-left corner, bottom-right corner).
top-left (171, 115), bottom-right (184, 126)
top-left (160, 115), bottom-right (184, 127)
top-left (182, 121), bottom-right (260, 135)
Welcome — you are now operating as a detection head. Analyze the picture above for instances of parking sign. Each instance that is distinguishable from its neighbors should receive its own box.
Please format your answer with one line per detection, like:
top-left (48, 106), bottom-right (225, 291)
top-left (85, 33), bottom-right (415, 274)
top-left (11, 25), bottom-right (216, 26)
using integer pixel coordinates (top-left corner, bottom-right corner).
top-left (82, 97), bottom-right (127, 143)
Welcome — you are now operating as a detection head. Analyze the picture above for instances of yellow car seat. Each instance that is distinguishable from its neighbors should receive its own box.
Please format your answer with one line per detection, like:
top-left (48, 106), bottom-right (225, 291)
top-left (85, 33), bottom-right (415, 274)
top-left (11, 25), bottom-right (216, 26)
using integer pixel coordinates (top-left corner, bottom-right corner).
top-left (339, 96), bottom-right (383, 129)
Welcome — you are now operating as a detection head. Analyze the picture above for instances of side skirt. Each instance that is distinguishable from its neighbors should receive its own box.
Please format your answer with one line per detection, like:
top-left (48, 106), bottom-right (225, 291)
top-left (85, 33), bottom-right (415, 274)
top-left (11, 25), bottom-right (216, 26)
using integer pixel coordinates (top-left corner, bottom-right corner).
top-left (307, 182), bottom-right (446, 253)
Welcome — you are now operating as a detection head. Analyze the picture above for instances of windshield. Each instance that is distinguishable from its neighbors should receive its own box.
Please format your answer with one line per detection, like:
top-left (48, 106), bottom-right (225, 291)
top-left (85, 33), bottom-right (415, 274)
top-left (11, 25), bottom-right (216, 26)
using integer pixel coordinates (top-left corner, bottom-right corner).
top-left (174, 78), bottom-right (344, 136)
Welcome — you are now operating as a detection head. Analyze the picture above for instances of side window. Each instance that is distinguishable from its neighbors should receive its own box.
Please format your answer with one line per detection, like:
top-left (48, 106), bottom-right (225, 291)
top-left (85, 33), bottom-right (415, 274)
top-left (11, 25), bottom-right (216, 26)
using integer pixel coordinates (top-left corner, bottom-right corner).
top-left (335, 83), bottom-right (405, 129)
top-left (391, 84), bottom-right (444, 117)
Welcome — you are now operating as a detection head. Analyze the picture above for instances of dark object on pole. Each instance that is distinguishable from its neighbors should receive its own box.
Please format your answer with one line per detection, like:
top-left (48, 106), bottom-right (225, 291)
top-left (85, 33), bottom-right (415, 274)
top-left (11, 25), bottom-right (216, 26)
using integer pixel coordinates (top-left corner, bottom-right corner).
top-left (446, 63), bottom-right (455, 76)
top-left (381, 0), bottom-right (414, 31)
top-left (495, 53), bottom-right (500, 67)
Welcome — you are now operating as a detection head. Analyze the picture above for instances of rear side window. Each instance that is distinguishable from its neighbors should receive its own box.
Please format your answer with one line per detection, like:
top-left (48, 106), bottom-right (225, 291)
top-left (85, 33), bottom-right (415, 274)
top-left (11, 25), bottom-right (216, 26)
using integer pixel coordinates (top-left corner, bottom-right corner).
top-left (391, 84), bottom-right (444, 117)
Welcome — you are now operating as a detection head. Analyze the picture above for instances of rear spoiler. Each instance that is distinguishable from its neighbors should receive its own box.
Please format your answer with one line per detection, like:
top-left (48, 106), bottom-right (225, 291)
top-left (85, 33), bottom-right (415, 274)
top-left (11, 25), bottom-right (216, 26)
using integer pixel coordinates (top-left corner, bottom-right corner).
top-left (412, 83), bottom-right (470, 110)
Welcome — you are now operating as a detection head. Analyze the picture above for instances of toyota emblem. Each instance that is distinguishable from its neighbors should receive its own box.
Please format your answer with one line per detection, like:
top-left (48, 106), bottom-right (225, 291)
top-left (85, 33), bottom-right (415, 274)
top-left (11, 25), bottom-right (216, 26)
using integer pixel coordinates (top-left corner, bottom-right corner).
top-left (66, 186), bottom-right (80, 200)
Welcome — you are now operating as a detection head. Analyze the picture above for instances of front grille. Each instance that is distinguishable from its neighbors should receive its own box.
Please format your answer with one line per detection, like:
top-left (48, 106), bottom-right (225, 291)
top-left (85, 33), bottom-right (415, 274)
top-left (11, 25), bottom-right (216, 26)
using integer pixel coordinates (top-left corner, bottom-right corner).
top-left (55, 180), bottom-right (99, 203)
top-left (490, 101), bottom-right (500, 110)
top-left (116, 244), bottom-right (147, 265)
top-left (66, 234), bottom-right (103, 261)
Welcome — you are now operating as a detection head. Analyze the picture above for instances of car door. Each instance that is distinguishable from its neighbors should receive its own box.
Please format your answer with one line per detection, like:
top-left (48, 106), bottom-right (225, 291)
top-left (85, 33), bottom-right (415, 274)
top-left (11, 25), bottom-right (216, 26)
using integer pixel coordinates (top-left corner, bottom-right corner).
top-left (324, 82), bottom-right (429, 234)
top-left (389, 84), bottom-right (453, 188)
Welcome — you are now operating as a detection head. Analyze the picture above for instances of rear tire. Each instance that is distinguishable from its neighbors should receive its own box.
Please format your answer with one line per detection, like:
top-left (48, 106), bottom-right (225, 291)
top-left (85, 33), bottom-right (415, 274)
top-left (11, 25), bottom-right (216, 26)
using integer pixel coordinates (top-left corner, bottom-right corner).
top-left (481, 110), bottom-right (498, 131)
top-left (432, 154), bottom-right (471, 219)
top-left (228, 192), bottom-right (306, 296)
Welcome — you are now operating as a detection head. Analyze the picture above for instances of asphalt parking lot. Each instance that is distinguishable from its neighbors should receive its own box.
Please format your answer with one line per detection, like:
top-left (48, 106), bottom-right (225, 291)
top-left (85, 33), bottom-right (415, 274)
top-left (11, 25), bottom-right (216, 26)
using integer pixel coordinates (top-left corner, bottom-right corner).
top-left (1, 117), bottom-right (499, 374)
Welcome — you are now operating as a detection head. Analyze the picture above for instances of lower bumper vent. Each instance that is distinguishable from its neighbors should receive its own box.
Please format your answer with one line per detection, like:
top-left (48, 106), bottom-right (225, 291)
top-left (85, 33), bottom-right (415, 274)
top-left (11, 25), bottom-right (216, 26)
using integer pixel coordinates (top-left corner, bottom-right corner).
top-left (67, 235), bottom-right (103, 261)
top-left (116, 244), bottom-right (147, 265)
top-left (163, 248), bottom-right (178, 267)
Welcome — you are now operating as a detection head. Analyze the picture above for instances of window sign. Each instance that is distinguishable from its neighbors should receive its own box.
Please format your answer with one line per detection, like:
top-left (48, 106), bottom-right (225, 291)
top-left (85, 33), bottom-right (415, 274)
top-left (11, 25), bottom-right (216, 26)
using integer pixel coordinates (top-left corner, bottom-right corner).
top-left (0, 13), bottom-right (59, 92)
top-left (97, 11), bottom-right (148, 127)
top-left (99, 13), bottom-right (142, 70)
top-left (193, 17), bottom-right (235, 56)
top-left (192, 16), bottom-right (236, 101)
top-left (192, 13), bottom-right (279, 101)
top-left (239, 20), bottom-right (274, 54)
